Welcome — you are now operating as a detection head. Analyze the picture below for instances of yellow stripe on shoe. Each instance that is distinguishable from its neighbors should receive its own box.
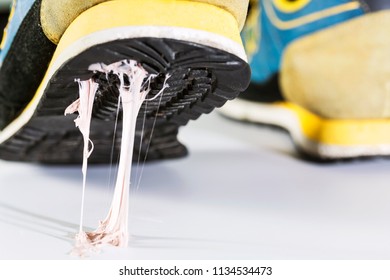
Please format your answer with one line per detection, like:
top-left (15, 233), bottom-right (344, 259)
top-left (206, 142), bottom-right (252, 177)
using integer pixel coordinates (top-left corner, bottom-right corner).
top-left (280, 102), bottom-right (390, 146)
top-left (277, 102), bottom-right (390, 158)
top-left (220, 99), bottom-right (390, 159)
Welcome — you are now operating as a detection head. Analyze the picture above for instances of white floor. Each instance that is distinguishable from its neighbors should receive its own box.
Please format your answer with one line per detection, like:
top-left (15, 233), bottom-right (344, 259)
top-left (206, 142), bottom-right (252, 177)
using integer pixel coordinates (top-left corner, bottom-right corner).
top-left (0, 111), bottom-right (389, 260)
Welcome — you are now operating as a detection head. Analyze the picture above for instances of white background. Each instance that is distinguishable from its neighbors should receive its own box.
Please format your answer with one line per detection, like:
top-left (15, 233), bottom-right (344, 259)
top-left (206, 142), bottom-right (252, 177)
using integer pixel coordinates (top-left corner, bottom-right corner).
top-left (0, 111), bottom-right (389, 260)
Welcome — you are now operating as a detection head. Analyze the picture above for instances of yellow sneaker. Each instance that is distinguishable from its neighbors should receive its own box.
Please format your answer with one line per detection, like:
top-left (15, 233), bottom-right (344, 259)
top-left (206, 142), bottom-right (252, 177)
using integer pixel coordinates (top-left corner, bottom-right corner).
top-left (221, 0), bottom-right (390, 160)
top-left (0, 0), bottom-right (250, 163)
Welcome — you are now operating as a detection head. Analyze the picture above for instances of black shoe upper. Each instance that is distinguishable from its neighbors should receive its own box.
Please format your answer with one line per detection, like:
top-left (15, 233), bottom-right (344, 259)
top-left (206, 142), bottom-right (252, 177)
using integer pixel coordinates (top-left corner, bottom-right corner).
top-left (0, 0), bottom-right (55, 130)
top-left (0, 12), bottom-right (8, 35)
top-left (238, 74), bottom-right (284, 103)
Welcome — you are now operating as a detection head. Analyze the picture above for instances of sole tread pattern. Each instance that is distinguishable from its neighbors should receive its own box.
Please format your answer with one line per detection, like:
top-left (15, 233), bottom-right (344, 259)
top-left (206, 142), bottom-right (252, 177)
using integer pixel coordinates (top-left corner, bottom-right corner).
top-left (0, 38), bottom-right (250, 163)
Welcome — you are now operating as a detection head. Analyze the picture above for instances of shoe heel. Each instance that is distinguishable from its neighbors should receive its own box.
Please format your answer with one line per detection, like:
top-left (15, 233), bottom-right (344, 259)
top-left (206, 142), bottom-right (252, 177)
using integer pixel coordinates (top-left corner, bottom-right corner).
top-left (53, 0), bottom-right (246, 64)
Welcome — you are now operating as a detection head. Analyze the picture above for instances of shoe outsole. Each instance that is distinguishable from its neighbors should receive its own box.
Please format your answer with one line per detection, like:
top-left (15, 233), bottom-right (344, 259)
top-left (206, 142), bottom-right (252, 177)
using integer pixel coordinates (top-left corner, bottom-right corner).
top-left (220, 99), bottom-right (390, 161)
top-left (0, 38), bottom-right (250, 163)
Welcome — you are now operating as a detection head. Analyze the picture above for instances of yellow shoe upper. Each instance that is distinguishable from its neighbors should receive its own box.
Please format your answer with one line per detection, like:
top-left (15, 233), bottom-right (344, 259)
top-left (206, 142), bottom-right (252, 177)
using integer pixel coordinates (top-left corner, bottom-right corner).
top-left (41, 0), bottom-right (106, 44)
top-left (41, 0), bottom-right (249, 44)
top-left (281, 10), bottom-right (390, 119)
top-left (191, 0), bottom-right (248, 30)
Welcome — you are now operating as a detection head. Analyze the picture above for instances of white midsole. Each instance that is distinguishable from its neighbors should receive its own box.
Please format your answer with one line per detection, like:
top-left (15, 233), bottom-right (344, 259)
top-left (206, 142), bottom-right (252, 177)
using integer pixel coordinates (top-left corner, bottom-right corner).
top-left (219, 98), bottom-right (390, 158)
top-left (0, 26), bottom-right (247, 144)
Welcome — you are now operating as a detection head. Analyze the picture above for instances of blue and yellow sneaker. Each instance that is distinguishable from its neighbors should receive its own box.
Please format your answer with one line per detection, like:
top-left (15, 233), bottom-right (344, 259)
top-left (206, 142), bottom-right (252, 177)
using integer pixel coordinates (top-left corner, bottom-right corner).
top-left (0, 0), bottom-right (250, 163)
top-left (0, 1), bottom-right (10, 26)
top-left (221, 0), bottom-right (390, 160)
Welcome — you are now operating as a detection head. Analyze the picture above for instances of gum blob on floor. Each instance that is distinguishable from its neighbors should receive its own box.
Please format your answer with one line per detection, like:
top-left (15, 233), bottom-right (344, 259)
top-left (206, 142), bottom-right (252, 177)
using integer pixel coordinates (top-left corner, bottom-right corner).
top-left (65, 60), bottom-right (168, 256)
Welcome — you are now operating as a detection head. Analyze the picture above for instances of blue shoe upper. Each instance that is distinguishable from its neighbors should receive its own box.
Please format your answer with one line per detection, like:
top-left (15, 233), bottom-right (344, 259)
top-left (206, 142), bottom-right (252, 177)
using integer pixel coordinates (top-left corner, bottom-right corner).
top-left (0, 0), bottom-right (35, 66)
top-left (244, 0), bottom-right (368, 84)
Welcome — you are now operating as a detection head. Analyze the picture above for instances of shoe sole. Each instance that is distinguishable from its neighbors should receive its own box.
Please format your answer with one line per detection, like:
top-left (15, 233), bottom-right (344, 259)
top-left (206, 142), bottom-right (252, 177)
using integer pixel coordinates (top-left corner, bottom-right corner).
top-left (220, 99), bottom-right (390, 160)
top-left (0, 1), bottom-right (250, 163)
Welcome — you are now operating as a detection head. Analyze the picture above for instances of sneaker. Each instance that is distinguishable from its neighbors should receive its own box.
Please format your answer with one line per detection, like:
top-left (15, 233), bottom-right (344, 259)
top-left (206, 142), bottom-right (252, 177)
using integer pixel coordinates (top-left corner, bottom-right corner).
top-left (220, 0), bottom-right (390, 160)
top-left (0, 0), bottom-right (251, 163)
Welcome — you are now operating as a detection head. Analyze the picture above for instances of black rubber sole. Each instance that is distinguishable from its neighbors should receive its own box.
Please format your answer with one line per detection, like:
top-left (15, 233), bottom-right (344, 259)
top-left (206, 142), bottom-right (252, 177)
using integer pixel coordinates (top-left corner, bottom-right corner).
top-left (0, 38), bottom-right (250, 163)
